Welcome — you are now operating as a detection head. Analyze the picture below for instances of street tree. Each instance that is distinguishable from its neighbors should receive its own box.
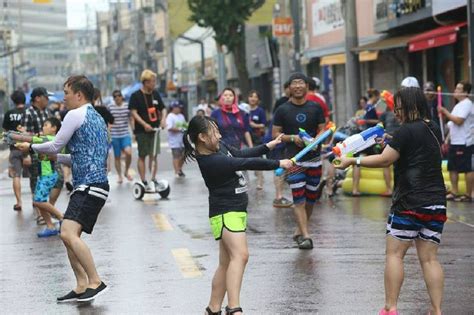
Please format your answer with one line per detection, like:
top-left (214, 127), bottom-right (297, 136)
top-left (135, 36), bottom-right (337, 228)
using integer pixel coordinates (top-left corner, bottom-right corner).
top-left (187, 0), bottom-right (265, 96)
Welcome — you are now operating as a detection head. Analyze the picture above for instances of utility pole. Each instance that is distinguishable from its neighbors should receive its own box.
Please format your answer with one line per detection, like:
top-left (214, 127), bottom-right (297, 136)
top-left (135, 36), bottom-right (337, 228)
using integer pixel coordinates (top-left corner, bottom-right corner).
top-left (468, 0), bottom-right (474, 84)
top-left (277, 0), bottom-right (290, 92)
top-left (217, 45), bottom-right (226, 93)
top-left (290, 0), bottom-right (301, 72)
top-left (342, 0), bottom-right (361, 121)
top-left (178, 35), bottom-right (206, 99)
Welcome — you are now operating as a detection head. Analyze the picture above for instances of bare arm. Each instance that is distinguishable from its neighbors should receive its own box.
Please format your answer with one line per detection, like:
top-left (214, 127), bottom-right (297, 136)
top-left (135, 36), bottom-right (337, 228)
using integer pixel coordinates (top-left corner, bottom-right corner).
top-left (131, 109), bottom-right (153, 132)
top-left (335, 145), bottom-right (400, 169)
top-left (244, 131), bottom-right (253, 148)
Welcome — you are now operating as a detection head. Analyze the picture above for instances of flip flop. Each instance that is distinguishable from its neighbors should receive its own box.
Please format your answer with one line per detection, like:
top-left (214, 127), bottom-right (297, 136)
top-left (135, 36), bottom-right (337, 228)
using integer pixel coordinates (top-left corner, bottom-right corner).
top-left (446, 193), bottom-right (456, 201)
top-left (350, 192), bottom-right (361, 197)
top-left (13, 204), bottom-right (22, 211)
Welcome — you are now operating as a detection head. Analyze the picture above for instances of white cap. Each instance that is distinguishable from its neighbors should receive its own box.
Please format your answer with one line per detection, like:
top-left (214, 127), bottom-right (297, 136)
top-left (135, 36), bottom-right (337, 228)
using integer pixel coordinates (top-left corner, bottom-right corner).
top-left (401, 76), bottom-right (420, 88)
top-left (312, 77), bottom-right (321, 88)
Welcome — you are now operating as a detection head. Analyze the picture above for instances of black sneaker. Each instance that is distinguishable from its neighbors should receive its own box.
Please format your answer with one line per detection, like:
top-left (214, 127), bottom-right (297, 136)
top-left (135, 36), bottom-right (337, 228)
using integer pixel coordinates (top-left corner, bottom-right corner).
top-left (298, 238), bottom-right (314, 250)
top-left (57, 290), bottom-right (83, 303)
top-left (77, 282), bottom-right (108, 302)
top-left (178, 170), bottom-right (186, 177)
top-left (65, 182), bottom-right (73, 193)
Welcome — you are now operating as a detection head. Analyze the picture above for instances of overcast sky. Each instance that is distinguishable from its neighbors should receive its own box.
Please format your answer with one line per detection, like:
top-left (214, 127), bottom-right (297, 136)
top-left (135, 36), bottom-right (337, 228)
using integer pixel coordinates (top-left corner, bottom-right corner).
top-left (67, 0), bottom-right (110, 29)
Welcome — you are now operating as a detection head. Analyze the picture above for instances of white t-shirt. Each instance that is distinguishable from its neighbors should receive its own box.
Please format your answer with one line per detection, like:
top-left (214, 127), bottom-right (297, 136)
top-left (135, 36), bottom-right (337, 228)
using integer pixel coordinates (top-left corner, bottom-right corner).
top-left (448, 98), bottom-right (474, 145)
top-left (166, 113), bottom-right (186, 149)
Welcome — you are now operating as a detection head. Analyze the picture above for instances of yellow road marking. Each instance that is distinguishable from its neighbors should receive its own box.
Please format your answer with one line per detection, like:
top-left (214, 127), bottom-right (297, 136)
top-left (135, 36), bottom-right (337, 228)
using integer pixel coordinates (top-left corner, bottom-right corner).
top-left (152, 213), bottom-right (173, 231)
top-left (171, 248), bottom-right (202, 278)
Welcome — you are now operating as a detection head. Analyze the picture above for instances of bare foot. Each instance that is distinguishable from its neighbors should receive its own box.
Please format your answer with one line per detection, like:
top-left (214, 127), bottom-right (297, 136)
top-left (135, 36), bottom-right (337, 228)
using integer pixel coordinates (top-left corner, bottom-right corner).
top-left (117, 177), bottom-right (123, 184)
top-left (125, 173), bottom-right (133, 181)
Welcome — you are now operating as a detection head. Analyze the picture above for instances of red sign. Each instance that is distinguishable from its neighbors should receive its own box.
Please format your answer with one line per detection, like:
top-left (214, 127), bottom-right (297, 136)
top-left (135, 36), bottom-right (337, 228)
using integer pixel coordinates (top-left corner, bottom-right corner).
top-left (273, 17), bottom-right (293, 37)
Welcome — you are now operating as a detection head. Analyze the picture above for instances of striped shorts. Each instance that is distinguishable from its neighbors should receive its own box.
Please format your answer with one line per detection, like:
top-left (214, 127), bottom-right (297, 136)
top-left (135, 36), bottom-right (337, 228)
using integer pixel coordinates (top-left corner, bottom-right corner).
top-left (386, 205), bottom-right (447, 245)
top-left (286, 165), bottom-right (322, 205)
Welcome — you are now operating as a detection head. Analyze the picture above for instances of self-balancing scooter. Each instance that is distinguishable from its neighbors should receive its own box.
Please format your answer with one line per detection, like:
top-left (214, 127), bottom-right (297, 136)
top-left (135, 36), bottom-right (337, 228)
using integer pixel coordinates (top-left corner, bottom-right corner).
top-left (132, 128), bottom-right (171, 200)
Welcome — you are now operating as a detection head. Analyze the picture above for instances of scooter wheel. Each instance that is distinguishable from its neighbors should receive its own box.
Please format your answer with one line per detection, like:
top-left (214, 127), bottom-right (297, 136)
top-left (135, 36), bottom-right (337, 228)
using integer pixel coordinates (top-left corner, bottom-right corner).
top-left (158, 182), bottom-right (170, 199)
top-left (132, 183), bottom-right (145, 200)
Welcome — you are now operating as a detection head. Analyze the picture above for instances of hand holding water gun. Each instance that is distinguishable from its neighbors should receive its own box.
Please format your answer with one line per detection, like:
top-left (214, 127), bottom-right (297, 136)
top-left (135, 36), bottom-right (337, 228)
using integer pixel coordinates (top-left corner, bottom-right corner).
top-left (275, 122), bottom-right (336, 176)
top-left (1, 131), bottom-right (34, 146)
top-left (332, 123), bottom-right (385, 165)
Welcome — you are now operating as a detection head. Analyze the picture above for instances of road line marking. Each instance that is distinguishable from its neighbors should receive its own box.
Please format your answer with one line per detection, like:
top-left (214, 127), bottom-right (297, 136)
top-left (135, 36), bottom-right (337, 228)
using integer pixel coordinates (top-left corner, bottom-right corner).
top-left (447, 211), bottom-right (474, 228)
top-left (171, 248), bottom-right (202, 278)
top-left (152, 213), bottom-right (173, 231)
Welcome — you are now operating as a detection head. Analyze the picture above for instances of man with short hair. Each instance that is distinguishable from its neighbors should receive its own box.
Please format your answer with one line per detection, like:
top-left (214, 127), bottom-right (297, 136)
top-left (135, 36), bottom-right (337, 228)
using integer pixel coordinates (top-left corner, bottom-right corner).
top-left (306, 77), bottom-right (330, 122)
top-left (272, 73), bottom-right (326, 249)
top-left (439, 81), bottom-right (474, 202)
top-left (17, 75), bottom-right (110, 302)
top-left (109, 90), bottom-right (133, 183)
top-left (21, 87), bottom-right (52, 223)
top-left (128, 69), bottom-right (167, 191)
top-left (2, 90), bottom-right (26, 211)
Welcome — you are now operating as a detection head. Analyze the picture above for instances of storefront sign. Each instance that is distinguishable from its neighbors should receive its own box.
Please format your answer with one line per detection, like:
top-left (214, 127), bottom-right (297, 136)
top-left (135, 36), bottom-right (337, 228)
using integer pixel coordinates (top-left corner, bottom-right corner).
top-left (273, 17), bottom-right (293, 37)
top-left (311, 0), bottom-right (344, 36)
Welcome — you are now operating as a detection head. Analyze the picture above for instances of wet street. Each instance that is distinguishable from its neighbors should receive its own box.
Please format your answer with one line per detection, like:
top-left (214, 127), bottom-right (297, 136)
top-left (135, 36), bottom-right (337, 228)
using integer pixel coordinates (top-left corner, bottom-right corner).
top-left (0, 145), bottom-right (473, 314)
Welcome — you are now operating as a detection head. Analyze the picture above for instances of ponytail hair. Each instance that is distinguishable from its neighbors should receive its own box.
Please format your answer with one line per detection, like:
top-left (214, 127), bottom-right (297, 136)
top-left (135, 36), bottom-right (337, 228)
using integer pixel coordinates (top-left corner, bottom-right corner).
top-left (183, 115), bottom-right (218, 162)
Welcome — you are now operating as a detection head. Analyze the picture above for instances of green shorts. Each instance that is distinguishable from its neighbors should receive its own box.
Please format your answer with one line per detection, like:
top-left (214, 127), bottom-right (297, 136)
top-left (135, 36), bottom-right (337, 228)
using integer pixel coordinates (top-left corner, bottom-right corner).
top-left (209, 211), bottom-right (247, 240)
top-left (136, 132), bottom-right (161, 158)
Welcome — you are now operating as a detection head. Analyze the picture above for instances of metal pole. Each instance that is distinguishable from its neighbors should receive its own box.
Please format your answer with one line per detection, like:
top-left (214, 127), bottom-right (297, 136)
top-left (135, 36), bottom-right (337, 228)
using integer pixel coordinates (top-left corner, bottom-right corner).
top-left (468, 0), bottom-right (474, 84)
top-left (278, 0), bottom-right (290, 91)
top-left (177, 35), bottom-right (206, 99)
top-left (217, 46), bottom-right (226, 93)
top-left (343, 0), bottom-right (361, 121)
top-left (290, 0), bottom-right (301, 72)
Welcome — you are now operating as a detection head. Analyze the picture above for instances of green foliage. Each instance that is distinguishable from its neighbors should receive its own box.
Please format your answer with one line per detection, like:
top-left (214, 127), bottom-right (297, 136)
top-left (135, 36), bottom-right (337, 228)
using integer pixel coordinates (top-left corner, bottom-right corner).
top-left (187, 0), bottom-right (265, 50)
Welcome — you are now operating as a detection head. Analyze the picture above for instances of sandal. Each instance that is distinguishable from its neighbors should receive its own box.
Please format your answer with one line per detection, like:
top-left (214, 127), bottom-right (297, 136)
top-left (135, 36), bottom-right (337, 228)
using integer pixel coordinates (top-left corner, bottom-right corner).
top-left (292, 234), bottom-right (303, 244)
top-left (225, 306), bottom-right (243, 315)
top-left (446, 192), bottom-right (456, 201)
top-left (454, 194), bottom-right (472, 202)
top-left (205, 306), bottom-right (222, 315)
top-left (36, 215), bottom-right (46, 225)
top-left (273, 197), bottom-right (293, 208)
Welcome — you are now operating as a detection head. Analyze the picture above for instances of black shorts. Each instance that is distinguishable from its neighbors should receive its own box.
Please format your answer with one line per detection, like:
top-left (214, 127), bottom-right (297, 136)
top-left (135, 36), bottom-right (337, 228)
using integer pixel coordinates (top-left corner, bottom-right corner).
top-left (447, 145), bottom-right (473, 173)
top-left (64, 182), bottom-right (109, 234)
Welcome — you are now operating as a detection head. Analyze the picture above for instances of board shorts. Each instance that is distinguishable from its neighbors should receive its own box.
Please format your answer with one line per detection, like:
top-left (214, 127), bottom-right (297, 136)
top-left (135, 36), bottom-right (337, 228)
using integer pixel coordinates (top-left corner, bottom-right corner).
top-left (171, 148), bottom-right (184, 159)
top-left (111, 135), bottom-right (132, 157)
top-left (209, 211), bottom-right (247, 240)
top-left (34, 173), bottom-right (59, 202)
top-left (286, 165), bottom-right (322, 205)
top-left (136, 132), bottom-right (160, 158)
top-left (386, 205), bottom-right (447, 245)
top-left (8, 149), bottom-right (24, 178)
top-left (447, 145), bottom-right (473, 173)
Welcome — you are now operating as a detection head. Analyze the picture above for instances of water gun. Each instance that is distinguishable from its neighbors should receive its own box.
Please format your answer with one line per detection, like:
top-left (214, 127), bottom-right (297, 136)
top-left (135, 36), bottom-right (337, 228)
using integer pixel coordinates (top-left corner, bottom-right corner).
top-left (175, 121), bottom-right (188, 132)
top-left (380, 90), bottom-right (394, 110)
top-left (275, 122), bottom-right (336, 176)
top-left (332, 123), bottom-right (384, 165)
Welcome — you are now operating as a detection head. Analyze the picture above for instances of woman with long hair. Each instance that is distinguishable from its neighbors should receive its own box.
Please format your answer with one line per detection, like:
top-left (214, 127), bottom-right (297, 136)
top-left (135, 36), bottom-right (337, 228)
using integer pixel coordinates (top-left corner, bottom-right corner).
top-left (335, 87), bottom-right (446, 315)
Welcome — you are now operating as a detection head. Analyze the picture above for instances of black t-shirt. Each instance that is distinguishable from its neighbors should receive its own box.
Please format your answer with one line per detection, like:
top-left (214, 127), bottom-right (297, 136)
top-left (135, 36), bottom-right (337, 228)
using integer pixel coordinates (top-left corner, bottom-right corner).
top-left (196, 142), bottom-right (279, 217)
top-left (2, 107), bottom-right (24, 131)
top-left (94, 105), bottom-right (115, 125)
top-left (273, 96), bottom-right (289, 113)
top-left (272, 101), bottom-right (325, 161)
top-left (128, 89), bottom-right (165, 134)
top-left (389, 120), bottom-right (446, 212)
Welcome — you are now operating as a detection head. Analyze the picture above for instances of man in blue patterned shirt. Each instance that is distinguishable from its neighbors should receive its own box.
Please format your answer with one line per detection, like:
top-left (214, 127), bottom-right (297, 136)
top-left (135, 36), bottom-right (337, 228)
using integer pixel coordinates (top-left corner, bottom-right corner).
top-left (18, 76), bottom-right (109, 303)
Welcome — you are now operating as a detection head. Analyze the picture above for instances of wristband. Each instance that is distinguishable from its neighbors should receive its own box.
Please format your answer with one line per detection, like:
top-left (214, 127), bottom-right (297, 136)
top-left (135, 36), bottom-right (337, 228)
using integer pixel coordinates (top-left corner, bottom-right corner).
top-left (290, 135), bottom-right (295, 143)
top-left (29, 143), bottom-right (35, 155)
top-left (356, 156), bottom-right (361, 167)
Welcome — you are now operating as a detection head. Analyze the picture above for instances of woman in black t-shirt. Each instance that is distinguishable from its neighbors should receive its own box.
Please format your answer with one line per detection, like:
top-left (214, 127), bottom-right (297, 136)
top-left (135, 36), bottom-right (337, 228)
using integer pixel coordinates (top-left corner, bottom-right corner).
top-left (335, 87), bottom-right (446, 315)
top-left (183, 115), bottom-right (292, 315)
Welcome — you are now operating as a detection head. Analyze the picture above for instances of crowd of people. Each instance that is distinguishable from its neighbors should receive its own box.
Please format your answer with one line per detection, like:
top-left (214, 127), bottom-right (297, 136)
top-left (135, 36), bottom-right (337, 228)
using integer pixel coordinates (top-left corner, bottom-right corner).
top-left (1, 68), bottom-right (473, 315)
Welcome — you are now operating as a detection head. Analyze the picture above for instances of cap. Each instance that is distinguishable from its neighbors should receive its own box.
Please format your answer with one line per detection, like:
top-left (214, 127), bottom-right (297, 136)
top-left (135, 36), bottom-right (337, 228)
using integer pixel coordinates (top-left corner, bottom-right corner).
top-left (170, 100), bottom-right (184, 108)
top-left (423, 81), bottom-right (435, 91)
top-left (400, 76), bottom-right (420, 88)
top-left (288, 73), bottom-right (308, 84)
top-left (30, 87), bottom-right (51, 99)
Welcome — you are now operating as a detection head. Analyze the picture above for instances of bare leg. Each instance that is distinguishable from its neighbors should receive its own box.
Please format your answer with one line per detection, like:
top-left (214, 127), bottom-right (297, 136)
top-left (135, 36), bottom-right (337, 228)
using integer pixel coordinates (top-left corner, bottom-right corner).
top-left (293, 203), bottom-right (309, 238)
top-left (138, 156), bottom-right (146, 182)
top-left (273, 174), bottom-right (283, 200)
top-left (123, 147), bottom-right (133, 180)
top-left (114, 157), bottom-right (123, 183)
top-left (449, 171), bottom-right (459, 195)
top-left (35, 201), bottom-right (63, 221)
top-left (352, 166), bottom-right (361, 195)
top-left (60, 220), bottom-right (102, 288)
top-left (255, 171), bottom-right (263, 189)
top-left (207, 240), bottom-right (230, 313)
top-left (383, 236), bottom-right (411, 312)
top-left (49, 187), bottom-right (61, 206)
top-left (466, 172), bottom-right (474, 199)
top-left (172, 158), bottom-right (180, 175)
top-left (221, 229), bottom-right (248, 314)
top-left (12, 176), bottom-right (22, 207)
top-left (151, 155), bottom-right (158, 179)
top-left (36, 207), bottom-right (55, 230)
top-left (66, 247), bottom-right (89, 293)
top-left (415, 239), bottom-right (444, 315)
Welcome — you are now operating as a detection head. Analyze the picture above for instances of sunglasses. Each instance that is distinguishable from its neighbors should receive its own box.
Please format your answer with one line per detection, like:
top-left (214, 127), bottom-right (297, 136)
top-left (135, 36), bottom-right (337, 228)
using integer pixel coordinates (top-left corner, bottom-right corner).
top-left (113, 94), bottom-right (122, 98)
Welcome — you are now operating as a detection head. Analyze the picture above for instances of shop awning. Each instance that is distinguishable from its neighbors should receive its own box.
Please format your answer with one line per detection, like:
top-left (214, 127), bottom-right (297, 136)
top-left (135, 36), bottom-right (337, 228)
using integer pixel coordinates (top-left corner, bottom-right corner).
top-left (352, 35), bottom-right (413, 52)
top-left (408, 22), bottom-right (466, 52)
top-left (320, 51), bottom-right (379, 66)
